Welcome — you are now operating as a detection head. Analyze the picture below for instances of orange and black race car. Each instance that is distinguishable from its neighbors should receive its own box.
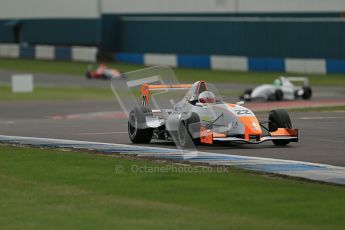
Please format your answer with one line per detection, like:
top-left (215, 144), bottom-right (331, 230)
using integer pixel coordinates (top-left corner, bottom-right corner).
top-left (128, 81), bottom-right (298, 148)
top-left (86, 64), bottom-right (126, 80)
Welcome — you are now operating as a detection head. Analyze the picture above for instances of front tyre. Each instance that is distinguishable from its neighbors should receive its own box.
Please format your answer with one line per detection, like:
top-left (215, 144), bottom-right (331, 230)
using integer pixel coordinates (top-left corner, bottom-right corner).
top-left (86, 71), bottom-right (92, 79)
top-left (240, 88), bottom-right (253, 101)
top-left (128, 107), bottom-right (153, 143)
top-left (177, 113), bottom-right (201, 148)
top-left (102, 74), bottom-right (110, 80)
top-left (302, 86), bottom-right (312, 100)
top-left (268, 109), bottom-right (292, 146)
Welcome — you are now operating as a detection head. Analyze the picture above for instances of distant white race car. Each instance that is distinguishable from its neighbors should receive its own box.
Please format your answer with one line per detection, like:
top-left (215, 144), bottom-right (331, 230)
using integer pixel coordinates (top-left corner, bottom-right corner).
top-left (240, 76), bottom-right (312, 101)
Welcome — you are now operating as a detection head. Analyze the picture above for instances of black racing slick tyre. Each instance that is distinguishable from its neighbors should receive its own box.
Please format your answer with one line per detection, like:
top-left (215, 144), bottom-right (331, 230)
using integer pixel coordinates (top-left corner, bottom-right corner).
top-left (275, 89), bottom-right (284, 101)
top-left (101, 74), bottom-right (109, 80)
top-left (128, 107), bottom-right (153, 143)
top-left (302, 86), bottom-right (312, 100)
top-left (177, 113), bottom-right (201, 148)
top-left (240, 88), bottom-right (253, 101)
top-left (186, 113), bottom-right (201, 146)
top-left (86, 71), bottom-right (92, 79)
top-left (268, 109), bottom-right (292, 146)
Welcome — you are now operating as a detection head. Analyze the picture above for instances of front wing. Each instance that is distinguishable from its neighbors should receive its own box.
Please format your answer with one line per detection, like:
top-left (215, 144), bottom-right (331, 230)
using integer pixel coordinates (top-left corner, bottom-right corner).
top-left (203, 128), bottom-right (298, 144)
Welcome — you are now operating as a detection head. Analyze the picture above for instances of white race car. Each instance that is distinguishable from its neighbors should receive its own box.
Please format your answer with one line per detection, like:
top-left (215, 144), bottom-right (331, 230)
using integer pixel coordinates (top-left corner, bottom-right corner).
top-left (128, 81), bottom-right (298, 148)
top-left (240, 76), bottom-right (312, 101)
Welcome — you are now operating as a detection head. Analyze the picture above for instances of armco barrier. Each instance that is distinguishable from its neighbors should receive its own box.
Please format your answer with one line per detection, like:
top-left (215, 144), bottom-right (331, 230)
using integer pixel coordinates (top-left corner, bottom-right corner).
top-left (115, 53), bottom-right (143, 64)
top-left (177, 55), bottom-right (210, 69)
top-left (327, 59), bottom-right (345, 73)
top-left (0, 44), bottom-right (344, 74)
top-left (0, 44), bottom-right (19, 58)
top-left (20, 46), bottom-right (35, 59)
top-left (211, 55), bottom-right (248, 71)
top-left (71, 46), bottom-right (98, 62)
top-left (54, 47), bottom-right (71, 60)
top-left (115, 52), bottom-right (345, 74)
top-left (248, 58), bottom-right (285, 72)
top-left (144, 53), bottom-right (177, 67)
top-left (285, 58), bottom-right (326, 74)
top-left (35, 45), bottom-right (54, 60)
top-left (0, 43), bottom-right (97, 62)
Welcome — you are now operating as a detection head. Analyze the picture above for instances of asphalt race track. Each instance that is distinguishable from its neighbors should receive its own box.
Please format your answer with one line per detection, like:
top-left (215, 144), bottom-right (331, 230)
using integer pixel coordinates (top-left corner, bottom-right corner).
top-left (1, 71), bottom-right (345, 166)
top-left (1, 99), bottom-right (345, 166)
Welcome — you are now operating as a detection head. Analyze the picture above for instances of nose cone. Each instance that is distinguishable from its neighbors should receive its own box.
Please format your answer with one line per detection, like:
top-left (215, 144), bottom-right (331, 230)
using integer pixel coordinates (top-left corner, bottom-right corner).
top-left (239, 116), bottom-right (262, 138)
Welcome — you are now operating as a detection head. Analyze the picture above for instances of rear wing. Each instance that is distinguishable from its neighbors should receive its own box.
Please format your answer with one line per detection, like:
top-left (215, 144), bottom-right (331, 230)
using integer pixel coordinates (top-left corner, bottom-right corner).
top-left (286, 76), bottom-right (309, 86)
top-left (141, 83), bottom-right (192, 106)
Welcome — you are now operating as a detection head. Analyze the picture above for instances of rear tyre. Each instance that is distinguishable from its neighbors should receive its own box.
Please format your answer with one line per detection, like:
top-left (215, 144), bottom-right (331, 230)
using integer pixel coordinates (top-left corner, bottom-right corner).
top-left (268, 109), bottom-right (292, 146)
top-left (128, 107), bottom-right (153, 143)
top-left (302, 86), bottom-right (312, 100)
top-left (275, 89), bottom-right (284, 101)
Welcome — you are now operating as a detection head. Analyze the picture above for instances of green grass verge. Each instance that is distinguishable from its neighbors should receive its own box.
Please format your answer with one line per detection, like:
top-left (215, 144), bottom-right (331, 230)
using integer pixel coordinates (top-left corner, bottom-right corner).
top-left (0, 85), bottom-right (113, 101)
top-left (0, 146), bottom-right (344, 229)
top-left (1, 58), bottom-right (345, 86)
top-left (0, 58), bottom-right (91, 76)
top-left (0, 85), bottom-right (238, 102)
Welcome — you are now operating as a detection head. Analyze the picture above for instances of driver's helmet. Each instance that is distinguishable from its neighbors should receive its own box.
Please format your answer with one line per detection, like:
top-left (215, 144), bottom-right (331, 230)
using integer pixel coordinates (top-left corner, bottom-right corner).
top-left (96, 63), bottom-right (107, 74)
top-left (198, 91), bottom-right (216, 104)
top-left (273, 78), bottom-right (281, 87)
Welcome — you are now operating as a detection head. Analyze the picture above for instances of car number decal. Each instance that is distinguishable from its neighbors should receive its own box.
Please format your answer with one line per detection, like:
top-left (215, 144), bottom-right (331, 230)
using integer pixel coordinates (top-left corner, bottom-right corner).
top-left (234, 109), bottom-right (253, 116)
